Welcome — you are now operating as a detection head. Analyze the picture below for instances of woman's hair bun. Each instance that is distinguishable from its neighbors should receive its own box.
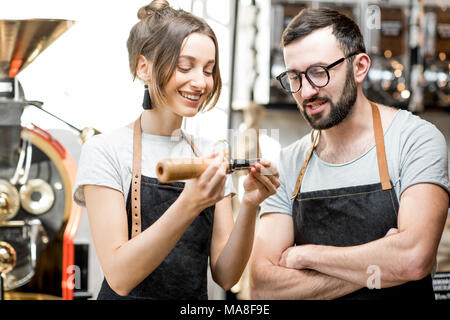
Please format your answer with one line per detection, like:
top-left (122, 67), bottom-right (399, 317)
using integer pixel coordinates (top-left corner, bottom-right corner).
top-left (137, 0), bottom-right (170, 20)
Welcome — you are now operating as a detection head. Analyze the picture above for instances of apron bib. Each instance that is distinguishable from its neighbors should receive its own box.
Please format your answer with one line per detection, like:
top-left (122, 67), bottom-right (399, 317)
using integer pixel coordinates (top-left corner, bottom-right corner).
top-left (291, 102), bottom-right (434, 300)
top-left (98, 116), bottom-right (215, 299)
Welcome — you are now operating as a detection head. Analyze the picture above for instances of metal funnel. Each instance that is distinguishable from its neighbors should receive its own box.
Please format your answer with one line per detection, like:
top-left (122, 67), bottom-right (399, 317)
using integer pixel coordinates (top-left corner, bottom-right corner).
top-left (0, 19), bottom-right (75, 78)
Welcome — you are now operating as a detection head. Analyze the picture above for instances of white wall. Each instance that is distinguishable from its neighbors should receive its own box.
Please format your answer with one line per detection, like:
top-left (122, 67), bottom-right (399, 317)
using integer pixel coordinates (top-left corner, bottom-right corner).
top-left (1, 0), bottom-right (224, 134)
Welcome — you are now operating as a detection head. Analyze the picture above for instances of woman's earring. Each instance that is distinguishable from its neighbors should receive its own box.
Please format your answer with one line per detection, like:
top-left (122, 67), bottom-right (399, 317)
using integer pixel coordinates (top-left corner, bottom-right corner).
top-left (142, 84), bottom-right (152, 110)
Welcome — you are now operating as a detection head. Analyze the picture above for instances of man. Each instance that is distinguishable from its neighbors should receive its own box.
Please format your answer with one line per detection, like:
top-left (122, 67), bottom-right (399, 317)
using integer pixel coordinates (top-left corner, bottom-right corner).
top-left (250, 8), bottom-right (450, 300)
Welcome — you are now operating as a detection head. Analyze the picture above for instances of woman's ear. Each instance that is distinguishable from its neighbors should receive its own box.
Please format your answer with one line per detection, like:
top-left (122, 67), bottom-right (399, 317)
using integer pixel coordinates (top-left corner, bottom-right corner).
top-left (136, 54), bottom-right (152, 82)
top-left (353, 53), bottom-right (371, 84)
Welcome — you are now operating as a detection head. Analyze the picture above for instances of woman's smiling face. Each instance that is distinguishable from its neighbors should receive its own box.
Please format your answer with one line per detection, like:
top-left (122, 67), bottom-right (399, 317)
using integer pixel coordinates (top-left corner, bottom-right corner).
top-left (163, 32), bottom-right (216, 117)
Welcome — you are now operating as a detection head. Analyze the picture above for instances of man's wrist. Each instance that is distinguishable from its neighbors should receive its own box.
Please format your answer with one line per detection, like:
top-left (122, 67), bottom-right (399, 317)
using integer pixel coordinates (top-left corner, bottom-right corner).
top-left (298, 244), bottom-right (315, 269)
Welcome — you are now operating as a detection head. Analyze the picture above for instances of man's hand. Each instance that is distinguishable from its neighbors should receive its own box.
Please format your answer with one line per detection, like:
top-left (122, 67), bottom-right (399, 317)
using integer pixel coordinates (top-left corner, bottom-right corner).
top-left (278, 245), bottom-right (311, 270)
top-left (385, 228), bottom-right (398, 237)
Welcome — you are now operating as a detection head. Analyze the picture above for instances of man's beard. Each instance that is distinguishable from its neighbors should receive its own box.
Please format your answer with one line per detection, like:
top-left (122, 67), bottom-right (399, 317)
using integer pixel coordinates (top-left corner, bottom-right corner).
top-left (300, 66), bottom-right (357, 130)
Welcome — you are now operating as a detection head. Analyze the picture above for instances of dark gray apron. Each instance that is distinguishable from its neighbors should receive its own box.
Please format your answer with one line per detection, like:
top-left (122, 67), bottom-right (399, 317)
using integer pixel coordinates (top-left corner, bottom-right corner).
top-left (97, 116), bottom-right (215, 299)
top-left (291, 102), bottom-right (434, 300)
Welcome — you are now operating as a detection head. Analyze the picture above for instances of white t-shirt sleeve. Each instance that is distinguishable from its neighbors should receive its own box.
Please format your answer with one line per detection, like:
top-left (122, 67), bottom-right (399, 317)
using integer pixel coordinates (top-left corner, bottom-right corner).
top-left (399, 120), bottom-right (450, 198)
top-left (73, 136), bottom-right (124, 207)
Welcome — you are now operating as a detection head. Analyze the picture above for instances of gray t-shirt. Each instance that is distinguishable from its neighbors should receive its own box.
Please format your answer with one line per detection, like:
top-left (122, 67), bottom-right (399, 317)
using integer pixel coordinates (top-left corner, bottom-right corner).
top-left (260, 109), bottom-right (450, 216)
top-left (73, 126), bottom-right (235, 207)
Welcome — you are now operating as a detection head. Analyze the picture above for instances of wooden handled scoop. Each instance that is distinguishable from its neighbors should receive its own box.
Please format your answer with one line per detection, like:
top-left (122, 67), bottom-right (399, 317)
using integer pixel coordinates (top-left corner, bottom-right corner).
top-left (156, 158), bottom-right (260, 183)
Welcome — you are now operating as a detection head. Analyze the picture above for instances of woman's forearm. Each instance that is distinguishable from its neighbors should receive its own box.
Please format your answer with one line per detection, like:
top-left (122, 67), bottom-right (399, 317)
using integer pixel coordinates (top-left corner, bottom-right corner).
top-left (211, 200), bottom-right (259, 290)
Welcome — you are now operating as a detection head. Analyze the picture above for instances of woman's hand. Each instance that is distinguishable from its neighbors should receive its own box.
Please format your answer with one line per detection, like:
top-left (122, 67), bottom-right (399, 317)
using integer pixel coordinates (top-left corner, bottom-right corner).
top-left (180, 153), bottom-right (228, 213)
top-left (242, 159), bottom-right (280, 206)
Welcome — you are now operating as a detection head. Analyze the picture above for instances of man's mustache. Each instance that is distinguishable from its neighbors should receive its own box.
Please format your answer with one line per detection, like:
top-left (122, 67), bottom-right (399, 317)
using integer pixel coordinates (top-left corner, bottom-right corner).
top-left (302, 96), bottom-right (330, 108)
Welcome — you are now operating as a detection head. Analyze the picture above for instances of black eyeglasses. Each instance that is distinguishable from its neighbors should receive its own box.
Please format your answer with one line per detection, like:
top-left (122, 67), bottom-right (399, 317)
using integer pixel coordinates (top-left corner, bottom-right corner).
top-left (276, 52), bottom-right (359, 93)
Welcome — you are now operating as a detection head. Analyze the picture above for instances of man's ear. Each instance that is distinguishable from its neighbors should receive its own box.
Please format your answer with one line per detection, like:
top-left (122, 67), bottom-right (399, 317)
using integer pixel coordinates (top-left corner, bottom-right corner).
top-left (136, 54), bottom-right (152, 82)
top-left (353, 53), bottom-right (371, 84)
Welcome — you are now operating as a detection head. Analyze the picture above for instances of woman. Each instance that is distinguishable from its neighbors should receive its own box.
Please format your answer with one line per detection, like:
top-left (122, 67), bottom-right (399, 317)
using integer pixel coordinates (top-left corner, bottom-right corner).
top-left (73, 0), bottom-right (279, 300)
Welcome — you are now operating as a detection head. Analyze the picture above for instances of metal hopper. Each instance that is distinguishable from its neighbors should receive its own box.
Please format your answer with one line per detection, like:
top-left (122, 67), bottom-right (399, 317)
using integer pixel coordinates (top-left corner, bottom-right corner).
top-left (0, 19), bottom-right (75, 78)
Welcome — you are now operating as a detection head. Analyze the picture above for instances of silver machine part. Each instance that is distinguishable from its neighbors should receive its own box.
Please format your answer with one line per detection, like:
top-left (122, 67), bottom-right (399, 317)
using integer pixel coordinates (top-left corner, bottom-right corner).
top-left (0, 219), bottom-right (48, 290)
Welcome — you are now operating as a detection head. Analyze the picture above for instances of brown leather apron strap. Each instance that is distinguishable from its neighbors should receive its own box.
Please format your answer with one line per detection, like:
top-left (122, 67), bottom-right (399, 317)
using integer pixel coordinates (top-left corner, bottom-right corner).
top-left (370, 102), bottom-right (392, 190)
top-left (290, 130), bottom-right (320, 200)
top-left (131, 116), bottom-right (203, 238)
top-left (131, 115), bottom-right (143, 238)
top-left (180, 130), bottom-right (202, 158)
top-left (256, 128), bottom-right (261, 159)
top-left (290, 101), bottom-right (392, 200)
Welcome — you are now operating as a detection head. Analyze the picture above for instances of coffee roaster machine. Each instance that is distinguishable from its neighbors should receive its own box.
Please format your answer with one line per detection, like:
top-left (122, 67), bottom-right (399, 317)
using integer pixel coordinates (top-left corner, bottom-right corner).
top-left (0, 19), bottom-right (97, 300)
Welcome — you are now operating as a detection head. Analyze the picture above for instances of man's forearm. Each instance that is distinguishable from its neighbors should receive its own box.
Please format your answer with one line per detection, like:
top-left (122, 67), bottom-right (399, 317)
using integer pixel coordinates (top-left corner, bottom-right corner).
top-left (250, 262), bottom-right (362, 300)
top-left (297, 234), bottom-right (423, 288)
